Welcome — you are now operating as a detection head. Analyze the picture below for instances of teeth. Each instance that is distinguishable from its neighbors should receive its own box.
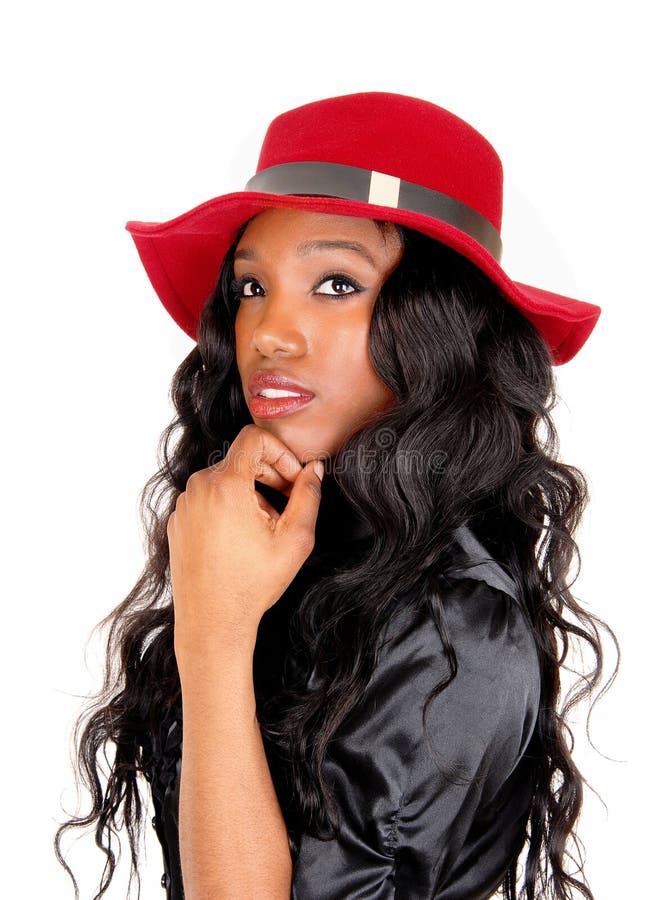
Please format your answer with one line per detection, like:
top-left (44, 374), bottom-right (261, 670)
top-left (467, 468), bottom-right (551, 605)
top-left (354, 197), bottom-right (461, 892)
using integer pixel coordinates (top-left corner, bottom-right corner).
top-left (258, 388), bottom-right (304, 398)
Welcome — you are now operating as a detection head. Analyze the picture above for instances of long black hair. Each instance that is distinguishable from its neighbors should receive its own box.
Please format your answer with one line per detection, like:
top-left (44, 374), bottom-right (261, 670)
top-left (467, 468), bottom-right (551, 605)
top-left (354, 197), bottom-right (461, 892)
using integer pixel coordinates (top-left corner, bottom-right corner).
top-left (54, 221), bottom-right (617, 899)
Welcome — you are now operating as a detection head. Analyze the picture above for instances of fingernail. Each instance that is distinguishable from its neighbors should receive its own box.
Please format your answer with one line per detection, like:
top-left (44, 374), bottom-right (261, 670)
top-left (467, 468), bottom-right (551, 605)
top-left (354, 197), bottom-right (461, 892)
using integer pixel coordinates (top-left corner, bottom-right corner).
top-left (313, 459), bottom-right (324, 481)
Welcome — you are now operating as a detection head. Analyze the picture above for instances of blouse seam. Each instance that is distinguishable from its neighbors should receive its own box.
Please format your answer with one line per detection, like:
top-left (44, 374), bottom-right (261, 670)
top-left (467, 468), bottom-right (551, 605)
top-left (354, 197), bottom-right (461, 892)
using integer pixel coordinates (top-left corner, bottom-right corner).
top-left (384, 787), bottom-right (407, 857)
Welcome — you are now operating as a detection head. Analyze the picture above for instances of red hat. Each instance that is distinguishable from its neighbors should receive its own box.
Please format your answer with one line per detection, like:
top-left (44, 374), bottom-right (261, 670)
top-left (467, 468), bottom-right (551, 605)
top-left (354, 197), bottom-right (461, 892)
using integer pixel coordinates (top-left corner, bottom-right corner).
top-left (126, 92), bottom-right (600, 365)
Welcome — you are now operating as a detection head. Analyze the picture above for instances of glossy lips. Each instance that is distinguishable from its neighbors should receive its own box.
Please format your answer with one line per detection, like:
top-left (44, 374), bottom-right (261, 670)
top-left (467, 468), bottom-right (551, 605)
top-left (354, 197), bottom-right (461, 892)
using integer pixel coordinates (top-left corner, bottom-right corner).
top-left (247, 369), bottom-right (315, 419)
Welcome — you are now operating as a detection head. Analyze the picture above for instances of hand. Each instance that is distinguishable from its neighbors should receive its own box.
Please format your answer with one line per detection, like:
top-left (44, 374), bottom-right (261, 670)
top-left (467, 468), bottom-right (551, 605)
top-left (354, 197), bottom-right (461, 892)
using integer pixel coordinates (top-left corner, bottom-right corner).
top-left (167, 424), bottom-right (324, 659)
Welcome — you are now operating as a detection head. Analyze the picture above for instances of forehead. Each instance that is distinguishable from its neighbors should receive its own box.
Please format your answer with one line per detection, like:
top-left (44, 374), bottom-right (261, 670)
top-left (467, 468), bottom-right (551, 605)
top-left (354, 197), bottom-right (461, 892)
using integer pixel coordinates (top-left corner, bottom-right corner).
top-left (235, 208), bottom-right (402, 259)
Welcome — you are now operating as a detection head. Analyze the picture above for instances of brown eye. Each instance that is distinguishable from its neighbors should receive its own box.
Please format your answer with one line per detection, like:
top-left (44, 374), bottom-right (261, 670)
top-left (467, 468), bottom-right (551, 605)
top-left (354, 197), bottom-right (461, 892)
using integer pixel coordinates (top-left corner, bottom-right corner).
top-left (316, 276), bottom-right (361, 296)
top-left (242, 280), bottom-right (264, 297)
top-left (231, 277), bottom-right (265, 300)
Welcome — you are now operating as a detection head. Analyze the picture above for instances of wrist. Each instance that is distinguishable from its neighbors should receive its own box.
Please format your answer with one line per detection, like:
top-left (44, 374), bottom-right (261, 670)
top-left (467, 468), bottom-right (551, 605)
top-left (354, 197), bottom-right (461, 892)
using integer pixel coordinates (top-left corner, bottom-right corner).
top-left (174, 607), bottom-right (259, 649)
top-left (177, 638), bottom-right (257, 699)
top-left (175, 618), bottom-right (258, 670)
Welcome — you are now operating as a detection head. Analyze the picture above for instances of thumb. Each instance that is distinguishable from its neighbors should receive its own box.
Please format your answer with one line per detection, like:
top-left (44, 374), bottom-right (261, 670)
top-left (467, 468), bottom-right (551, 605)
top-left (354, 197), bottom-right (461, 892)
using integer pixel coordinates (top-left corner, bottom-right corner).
top-left (278, 459), bottom-right (324, 543)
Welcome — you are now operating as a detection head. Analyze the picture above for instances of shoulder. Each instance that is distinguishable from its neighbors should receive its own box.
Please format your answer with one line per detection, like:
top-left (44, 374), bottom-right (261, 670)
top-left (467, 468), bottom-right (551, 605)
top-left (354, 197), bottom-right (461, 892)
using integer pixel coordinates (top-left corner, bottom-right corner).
top-left (436, 525), bottom-right (541, 697)
top-left (450, 523), bottom-right (521, 600)
top-left (378, 525), bottom-right (540, 700)
top-left (349, 526), bottom-right (541, 778)
top-left (291, 529), bottom-right (544, 895)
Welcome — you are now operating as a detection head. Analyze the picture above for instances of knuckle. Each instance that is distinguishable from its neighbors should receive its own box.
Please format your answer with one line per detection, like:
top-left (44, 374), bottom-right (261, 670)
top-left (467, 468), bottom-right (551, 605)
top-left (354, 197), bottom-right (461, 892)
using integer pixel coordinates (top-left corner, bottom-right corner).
top-left (210, 453), bottom-right (232, 476)
top-left (240, 423), bottom-right (260, 442)
top-left (185, 471), bottom-right (200, 491)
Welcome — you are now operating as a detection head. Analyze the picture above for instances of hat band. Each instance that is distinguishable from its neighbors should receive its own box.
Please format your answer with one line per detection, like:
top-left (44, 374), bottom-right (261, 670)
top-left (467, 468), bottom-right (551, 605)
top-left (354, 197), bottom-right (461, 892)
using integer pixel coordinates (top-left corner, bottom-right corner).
top-left (245, 161), bottom-right (503, 262)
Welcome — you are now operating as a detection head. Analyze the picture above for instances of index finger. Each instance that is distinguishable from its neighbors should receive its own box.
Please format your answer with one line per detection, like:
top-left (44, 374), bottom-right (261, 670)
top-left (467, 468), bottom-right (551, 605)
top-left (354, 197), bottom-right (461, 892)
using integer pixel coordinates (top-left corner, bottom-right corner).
top-left (214, 424), bottom-right (303, 485)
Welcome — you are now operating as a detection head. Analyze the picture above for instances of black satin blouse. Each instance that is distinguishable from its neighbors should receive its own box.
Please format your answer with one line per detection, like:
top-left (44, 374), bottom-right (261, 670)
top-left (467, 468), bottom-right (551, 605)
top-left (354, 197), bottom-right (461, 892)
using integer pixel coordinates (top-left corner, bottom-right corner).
top-left (148, 479), bottom-right (541, 899)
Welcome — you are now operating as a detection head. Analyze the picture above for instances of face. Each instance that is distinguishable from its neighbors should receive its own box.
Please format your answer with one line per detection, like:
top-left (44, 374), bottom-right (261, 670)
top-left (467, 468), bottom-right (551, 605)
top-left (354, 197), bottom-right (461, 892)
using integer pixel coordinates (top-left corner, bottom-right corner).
top-left (233, 208), bottom-right (403, 463)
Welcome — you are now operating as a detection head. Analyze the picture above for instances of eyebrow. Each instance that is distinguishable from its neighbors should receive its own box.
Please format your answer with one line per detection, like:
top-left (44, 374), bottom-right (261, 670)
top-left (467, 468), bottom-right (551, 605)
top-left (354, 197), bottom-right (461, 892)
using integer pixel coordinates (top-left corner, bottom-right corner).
top-left (234, 240), bottom-right (380, 270)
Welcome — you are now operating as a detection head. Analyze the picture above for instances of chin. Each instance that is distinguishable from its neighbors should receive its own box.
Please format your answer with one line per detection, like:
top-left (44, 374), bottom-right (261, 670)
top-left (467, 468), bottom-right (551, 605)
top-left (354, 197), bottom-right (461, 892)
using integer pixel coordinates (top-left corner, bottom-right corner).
top-left (250, 417), bottom-right (336, 463)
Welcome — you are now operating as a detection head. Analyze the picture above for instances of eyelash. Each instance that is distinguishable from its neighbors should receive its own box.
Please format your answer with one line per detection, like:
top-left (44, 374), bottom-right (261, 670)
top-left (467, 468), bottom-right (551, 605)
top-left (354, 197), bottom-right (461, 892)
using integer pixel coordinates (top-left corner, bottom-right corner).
top-left (230, 272), bottom-right (366, 302)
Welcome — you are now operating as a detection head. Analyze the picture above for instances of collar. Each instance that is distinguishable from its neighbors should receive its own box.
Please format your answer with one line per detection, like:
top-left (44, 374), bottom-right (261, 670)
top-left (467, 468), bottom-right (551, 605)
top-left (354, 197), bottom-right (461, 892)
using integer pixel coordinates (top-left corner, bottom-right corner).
top-left (256, 478), bottom-right (518, 600)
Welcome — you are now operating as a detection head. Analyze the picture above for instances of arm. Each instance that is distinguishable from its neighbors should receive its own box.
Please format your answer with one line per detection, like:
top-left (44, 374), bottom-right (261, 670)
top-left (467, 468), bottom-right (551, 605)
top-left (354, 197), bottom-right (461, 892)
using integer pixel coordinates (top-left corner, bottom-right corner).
top-left (178, 631), bottom-right (292, 900)
top-left (166, 426), bottom-right (324, 899)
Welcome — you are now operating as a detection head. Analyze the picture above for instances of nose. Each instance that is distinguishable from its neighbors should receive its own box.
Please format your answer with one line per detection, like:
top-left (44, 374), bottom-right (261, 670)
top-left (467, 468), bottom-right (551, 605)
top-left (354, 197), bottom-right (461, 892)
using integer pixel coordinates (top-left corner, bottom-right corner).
top-left (251, 292), bottom-right (308, 358)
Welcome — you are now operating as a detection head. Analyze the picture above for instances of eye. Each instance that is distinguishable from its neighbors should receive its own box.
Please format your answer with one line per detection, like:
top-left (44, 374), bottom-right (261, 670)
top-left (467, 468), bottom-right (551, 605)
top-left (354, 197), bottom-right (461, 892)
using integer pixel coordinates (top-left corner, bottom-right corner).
top-left (230, 277), bottom-right (264, 299)
top-left (315, 275), bottom-right (364, 297)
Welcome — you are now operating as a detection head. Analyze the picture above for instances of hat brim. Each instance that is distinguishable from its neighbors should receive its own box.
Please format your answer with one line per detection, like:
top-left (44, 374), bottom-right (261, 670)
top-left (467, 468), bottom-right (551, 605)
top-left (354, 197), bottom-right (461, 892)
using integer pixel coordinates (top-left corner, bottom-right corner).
top-left (126, 192), bottom-right (600, 365)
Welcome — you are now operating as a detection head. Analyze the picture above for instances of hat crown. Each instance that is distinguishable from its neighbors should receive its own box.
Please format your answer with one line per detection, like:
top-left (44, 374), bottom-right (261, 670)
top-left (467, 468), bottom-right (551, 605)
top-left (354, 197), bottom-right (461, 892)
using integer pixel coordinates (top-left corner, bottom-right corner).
top-left (127, 91), bottom-right (601, 363)
top-left (255, 92), bottom-right (504, 232)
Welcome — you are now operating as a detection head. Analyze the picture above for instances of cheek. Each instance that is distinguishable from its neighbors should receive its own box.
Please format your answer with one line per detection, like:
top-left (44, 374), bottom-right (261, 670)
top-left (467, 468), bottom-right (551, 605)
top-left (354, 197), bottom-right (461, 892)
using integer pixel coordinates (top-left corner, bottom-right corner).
top-left (325, 324), bottom-right (366, 374)
top-left (325, 326), bottom-right (392, 408)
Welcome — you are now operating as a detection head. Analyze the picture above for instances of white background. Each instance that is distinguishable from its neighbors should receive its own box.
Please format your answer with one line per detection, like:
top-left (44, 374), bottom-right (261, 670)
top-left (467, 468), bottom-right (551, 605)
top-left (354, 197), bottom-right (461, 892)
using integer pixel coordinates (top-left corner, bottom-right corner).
top-left (1, 1), bottom-right (664, 896)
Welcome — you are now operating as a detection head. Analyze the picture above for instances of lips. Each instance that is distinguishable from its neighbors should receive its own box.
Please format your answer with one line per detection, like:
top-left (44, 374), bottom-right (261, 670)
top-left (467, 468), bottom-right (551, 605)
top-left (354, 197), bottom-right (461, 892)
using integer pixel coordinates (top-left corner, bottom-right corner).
top-left (248, 370), bottom-right (315, 398)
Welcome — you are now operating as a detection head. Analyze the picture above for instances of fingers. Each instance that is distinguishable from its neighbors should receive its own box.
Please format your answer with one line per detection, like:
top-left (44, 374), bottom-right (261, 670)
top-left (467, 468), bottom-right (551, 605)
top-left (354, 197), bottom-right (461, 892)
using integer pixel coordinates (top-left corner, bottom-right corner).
top-left (214, 425), bottom-right (303, 487)
top-left (253, 461), bottom-right (301, 497)
top-left (254, 467), bottom-right (294, 497)
top-left (277, 459), bottom-right (324, 547)
top-left (255, 491), bottom-right (281, 522)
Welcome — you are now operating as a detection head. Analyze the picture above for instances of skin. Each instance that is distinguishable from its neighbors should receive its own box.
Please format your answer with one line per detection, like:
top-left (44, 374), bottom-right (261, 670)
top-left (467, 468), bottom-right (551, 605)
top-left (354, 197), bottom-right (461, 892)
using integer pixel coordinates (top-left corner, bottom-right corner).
top-left (171, 208), bottom-right (405, 640)
top-left (167, 209), bottom-right (403, 898)
top-left (234, 208), bottom-right (404, 466)
top-left (169, 426), bottom-right (324, 899)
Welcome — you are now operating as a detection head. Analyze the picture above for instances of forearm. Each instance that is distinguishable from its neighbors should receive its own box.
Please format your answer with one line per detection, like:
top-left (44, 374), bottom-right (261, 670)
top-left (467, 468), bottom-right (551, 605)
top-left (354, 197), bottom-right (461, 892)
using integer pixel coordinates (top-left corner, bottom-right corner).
top-left (177, 631), bottom-right (292, 900)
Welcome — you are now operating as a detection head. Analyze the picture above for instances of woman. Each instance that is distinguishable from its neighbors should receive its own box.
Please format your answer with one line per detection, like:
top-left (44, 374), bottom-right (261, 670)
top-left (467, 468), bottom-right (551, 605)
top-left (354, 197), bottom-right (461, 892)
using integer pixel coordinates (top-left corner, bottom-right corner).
top-left (55, 92), bottom-right (614, 899)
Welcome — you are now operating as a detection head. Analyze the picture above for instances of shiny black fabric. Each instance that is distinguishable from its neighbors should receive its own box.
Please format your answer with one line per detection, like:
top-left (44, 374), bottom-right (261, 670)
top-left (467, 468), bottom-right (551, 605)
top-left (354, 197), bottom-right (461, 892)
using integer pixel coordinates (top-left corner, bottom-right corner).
top-left (148, 479), bottom-right (541, 899)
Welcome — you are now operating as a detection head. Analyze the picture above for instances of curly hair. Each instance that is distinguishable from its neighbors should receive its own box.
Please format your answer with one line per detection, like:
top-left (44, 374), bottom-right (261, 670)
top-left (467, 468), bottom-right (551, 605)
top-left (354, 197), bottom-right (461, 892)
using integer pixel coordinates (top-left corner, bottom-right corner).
top-left (54, 221), bottom-right (617, 899)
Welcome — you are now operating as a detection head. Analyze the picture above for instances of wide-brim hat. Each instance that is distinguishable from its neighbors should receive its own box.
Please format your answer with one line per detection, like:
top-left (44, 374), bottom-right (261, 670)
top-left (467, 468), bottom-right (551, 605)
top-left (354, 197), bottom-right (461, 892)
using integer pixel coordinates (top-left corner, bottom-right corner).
top-left (126, 92), bottom-right (600, 365)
